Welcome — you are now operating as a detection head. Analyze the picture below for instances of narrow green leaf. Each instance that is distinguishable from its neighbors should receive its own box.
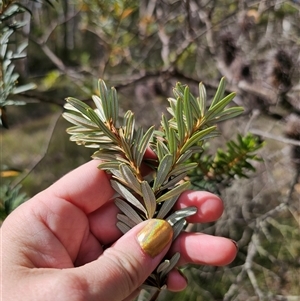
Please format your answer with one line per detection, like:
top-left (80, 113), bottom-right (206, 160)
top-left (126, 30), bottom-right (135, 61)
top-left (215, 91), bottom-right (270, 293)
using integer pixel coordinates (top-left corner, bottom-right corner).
top-left (173, 88), bottom-right (181, 100)
top-left (168, 128), bottom-right (178, 156)
top-left (168, 120), bottom-right (178, 131)
top-left (98, 79), bottom-right (111, 120)
top-left (132, 127), bottom-right (143, 162)
top-left (198, 82), bottom-right (206, 117)
top-left (98, 79), bottom-right (107, 101)
top-left (63, 112), bottom-right (99, 129)
top-left (11, 53), bottom-right (26, 60)
top-left (86, 108), bottom-right (118, 143)
top-left (212, 107), bottom-right (244, 123)
top-left (64, 103), bottom-right (80, 113)
top-left (66, 126), bottom-right (98, 134)
top-left (117, 213), bottom-right (138, 228)
top-left (161, 114), bottom-right (170, 141)
top-left (120, 163), bottom-right (141, 195)
top-left (207, 92), bottom-right (236, 120)
top-left (166, 206), bottom-right (197, 226)
top-left (160, 173), bottom-right (187, 191)
top-left (181, 126), bottom-right (217, 153)
top-left (12, 83), bottom-right (36, 94)
top-left (4, 64), bottom-right (17, 83)
top-left (141, 181), bottom-right (157, 218)
top-left (156, 139), bottom-right (169, 162)
top-left (172, 219), bottom-right (187, 241)
top-left (111, 180), bottom-right (148, 216)
top-left (0, 29), bottom-right (13, 45)
top-left (86, 108), bottom-right (101, 126)
top-left (176, 146), bottom-right (203, 164)
top-left (66, 97), bottom-right (91, 117)
top-left (92, 95), bottom-right (106, 122)
top-left (136, 126), bottom-right (155, 167)
top-left (155, 141), bottom-right (163, 162)
top-left (94, 108), bottom-right (106, 123)
top-left (156, 181), bottom-right (190, 203)
top-left (110, 87), bottom-right (119, 123)
top-left (109, 169), bottom-right (123, 180)
top-left (167, 98), bottom-right (177, 117)
top-left (175, 97), bottom-right (185, 145)
top-left (157, 260), bottom-right (170, 274)
top-left (198, 131), bottom-right (220, 141)
top-left (183, 86), bottom-right (193, 135)
top-left (119, 128), bottom-right (133, 162)
top-left (69, 134), bottom-right (113, 145)
top-left (174, 82), bottom-right (185, 97)
top-left (78, 132), bottom-right (113, 141)
top-left (188, 92), bottom-right (201, 120)
top-left (123, 111), bottom-right (135, 144)
top-left (159, 253), bottom-right (181, 279)
top-left (166, 107), bottom-right (174, 117)
top-left (210, 77), bottom-right (226, 107)
top-left (16, 41), bottom-right (28, 54)
top-left (93, 149), bottom-right (126, 161)
top-left (156, 195), bottom-right (180, 219)
top-left (153, 154), bottom-right (173, 191)
top-left (171, 162), bottom-right (198, 177)
top-left (116, 221), bottom-right (131, 234)
top-left (98, 162), bottom-right (121, 170)
top-left (68, 138), bottom-right (99, 148)
top-left (115, 198), bottom-right (144, 224)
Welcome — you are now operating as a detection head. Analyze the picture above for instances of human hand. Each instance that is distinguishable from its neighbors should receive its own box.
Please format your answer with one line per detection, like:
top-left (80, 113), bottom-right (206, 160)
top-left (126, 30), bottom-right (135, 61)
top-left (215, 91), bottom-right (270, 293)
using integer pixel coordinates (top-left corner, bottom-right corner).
top-left (1, 160), bottom-right (237, 301)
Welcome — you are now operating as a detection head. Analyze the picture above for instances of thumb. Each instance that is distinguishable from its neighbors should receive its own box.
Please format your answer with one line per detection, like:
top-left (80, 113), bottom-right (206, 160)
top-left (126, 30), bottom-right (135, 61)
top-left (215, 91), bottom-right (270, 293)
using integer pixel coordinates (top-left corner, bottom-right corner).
top-left (74, 219), bottom-right (173, 301)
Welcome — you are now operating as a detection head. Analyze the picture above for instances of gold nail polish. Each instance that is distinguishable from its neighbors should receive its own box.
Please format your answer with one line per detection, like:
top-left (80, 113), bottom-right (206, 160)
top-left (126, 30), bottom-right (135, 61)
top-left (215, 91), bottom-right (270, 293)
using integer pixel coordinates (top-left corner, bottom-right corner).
top-left (231, 240), bottom-right (239, 251)
top-left (137, 219), bottom-right (173, 258)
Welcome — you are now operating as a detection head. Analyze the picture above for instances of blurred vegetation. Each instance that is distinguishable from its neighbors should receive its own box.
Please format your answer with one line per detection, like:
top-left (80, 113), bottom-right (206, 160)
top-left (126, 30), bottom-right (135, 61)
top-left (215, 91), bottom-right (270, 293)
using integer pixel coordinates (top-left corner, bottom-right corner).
top-left (188, 133), bottom-right (264, 194)
top-left (1, 0), bottom-right (300, 300)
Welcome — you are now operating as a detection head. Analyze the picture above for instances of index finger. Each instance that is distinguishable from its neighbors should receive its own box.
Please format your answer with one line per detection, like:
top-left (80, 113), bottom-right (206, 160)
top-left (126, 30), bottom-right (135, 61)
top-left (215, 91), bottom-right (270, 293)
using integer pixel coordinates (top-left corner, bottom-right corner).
top-left (45, 160), bottom-right (115, 214)
top-left (47, 148), bottom-right (158, 214)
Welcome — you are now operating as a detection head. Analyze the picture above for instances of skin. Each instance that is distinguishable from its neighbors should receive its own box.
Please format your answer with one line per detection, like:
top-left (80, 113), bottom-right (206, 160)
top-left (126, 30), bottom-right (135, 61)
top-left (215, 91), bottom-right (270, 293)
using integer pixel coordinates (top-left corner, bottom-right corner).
top-left (1, 160), bottom-right (237, 301)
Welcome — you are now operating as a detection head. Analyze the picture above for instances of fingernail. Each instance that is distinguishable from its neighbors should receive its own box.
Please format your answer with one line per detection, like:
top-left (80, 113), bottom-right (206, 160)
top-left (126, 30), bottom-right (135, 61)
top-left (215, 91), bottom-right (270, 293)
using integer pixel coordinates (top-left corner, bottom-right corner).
top-left (231, 240), bottom-right (239, 251)
top-left (177, 268), bottom-right (189, 284)
top-left (137, 219), bottom-right (173, 258)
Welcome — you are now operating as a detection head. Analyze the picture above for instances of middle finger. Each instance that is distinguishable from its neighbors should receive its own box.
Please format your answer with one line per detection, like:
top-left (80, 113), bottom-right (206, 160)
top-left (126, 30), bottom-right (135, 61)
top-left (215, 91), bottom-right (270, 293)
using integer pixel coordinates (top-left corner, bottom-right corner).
top-left (88, 190), bottom-right (224, 246)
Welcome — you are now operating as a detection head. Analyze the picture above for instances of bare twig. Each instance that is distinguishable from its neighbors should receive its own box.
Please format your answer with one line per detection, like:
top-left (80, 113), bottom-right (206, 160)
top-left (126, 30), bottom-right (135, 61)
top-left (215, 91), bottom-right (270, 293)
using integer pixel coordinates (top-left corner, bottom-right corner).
top-left (223, 167), bottom-right (299, 300)
top-left (249, 128), bottom-right (300, 146)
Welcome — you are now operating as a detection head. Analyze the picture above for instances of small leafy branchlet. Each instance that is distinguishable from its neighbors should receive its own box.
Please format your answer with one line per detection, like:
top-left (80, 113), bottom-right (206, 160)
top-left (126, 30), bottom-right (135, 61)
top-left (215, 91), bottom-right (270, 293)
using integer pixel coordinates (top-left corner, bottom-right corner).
top-left (0, 3), bottom-right (37, 114)
top-left (63, 77), bottom-right (244, 292)
top-left (188, 133), bottom-right (264, 194)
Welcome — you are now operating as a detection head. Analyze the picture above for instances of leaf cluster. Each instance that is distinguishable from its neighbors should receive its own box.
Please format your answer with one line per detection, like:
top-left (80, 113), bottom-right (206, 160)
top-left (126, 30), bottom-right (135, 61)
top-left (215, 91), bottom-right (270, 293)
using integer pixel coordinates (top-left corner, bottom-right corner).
top-left (188, 133), bottom-right (264, 194)
top-left (0, 165), bottom-right (28, 220)
top-left (63, 77), bottom-right (243, 223)
top-left (0, 183), bottom-right (28, 220)
top-left (0, 1), bottom-right (42, 126)
top-left (63, 77), bottom-right (244, 289)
